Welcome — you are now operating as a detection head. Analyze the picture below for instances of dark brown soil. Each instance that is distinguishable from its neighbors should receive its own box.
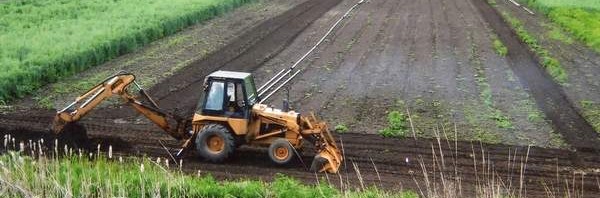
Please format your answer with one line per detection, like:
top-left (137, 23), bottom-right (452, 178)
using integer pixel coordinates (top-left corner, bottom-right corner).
top-left (2, 0), bottom-right (600, 197)
top-left (1, 117), bottom-right (600, 197)
top-left (254, 0), bottom-right (564, 148)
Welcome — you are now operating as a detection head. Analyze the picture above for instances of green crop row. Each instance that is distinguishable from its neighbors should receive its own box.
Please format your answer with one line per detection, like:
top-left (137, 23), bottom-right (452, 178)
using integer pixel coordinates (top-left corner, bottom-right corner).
top-left (0, 0), bottom-right (251, 103)
top-left (520, 0), bottom-right (600, 53)
top-left (501, 12), bottom-right (568, 84)
top-left (0, 151), bottom-right (417, 197)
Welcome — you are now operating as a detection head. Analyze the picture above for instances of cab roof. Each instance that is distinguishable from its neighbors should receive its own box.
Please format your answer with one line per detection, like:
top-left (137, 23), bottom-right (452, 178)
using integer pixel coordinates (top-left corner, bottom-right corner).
top-left (207, 70), bottom-right (252, 80)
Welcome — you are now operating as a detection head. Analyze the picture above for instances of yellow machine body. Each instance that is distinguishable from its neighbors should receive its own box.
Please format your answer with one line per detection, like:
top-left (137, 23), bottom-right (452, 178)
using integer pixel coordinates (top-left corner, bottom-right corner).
top-left (53, 71), bottom-right (342, 173)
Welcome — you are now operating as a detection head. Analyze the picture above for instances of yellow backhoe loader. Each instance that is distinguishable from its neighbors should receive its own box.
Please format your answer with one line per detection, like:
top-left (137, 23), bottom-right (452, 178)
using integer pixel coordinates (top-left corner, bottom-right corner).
top-left (52, 71), bottom-right (342, 173)
top-left (51, 0), bottom-right (369, 173)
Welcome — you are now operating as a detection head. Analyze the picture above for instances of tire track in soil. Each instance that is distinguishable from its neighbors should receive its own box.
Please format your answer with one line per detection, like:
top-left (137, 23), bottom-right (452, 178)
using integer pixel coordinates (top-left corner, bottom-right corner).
top-left (468, 0), bottom-right (600, 152)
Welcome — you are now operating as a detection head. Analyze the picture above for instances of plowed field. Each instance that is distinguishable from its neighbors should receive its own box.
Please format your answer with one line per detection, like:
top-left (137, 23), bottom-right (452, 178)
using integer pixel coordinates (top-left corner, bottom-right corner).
top-left (1, 0), bottom-right (599, 197)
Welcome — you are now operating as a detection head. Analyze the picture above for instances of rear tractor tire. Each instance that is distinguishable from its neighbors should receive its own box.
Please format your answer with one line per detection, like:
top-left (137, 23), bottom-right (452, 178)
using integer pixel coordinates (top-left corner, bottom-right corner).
top-left (268, 138), bottom-right (295, 165)
top-left (195, 124), bottom-right (235, 162)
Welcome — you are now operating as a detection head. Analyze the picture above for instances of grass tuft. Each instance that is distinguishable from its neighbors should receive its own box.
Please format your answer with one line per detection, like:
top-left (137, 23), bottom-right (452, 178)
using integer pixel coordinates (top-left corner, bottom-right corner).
top-left (492, 38), bottom-right (508, 56)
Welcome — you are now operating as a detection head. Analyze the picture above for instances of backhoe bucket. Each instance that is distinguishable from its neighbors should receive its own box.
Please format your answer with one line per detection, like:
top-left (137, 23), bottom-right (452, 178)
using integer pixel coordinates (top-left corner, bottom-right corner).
top-left (50, 117), bottom-right (91, 150)
top-left (302, 113), bottom-right (343, 173)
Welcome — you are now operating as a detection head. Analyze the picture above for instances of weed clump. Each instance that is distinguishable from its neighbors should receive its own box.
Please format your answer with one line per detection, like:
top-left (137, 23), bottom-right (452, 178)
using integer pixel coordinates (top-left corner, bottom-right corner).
top-left (490, 110), bottom-right (513, 129)
top-left (493, 39), bottom-right (508, 56)
top-left (335, 124), bottom-right (349, 133)
top-left (379, 111), bottom-right (408, 138)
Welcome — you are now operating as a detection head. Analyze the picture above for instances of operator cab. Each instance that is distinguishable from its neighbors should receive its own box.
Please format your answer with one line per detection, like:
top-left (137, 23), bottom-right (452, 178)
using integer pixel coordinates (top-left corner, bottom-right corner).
top-left (197, 71), bottom-right (258, 118)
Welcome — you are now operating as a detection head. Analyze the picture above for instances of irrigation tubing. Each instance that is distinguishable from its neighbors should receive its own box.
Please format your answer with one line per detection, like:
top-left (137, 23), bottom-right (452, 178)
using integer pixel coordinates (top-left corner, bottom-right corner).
top-left (257, 0), bottom-right (366, 101)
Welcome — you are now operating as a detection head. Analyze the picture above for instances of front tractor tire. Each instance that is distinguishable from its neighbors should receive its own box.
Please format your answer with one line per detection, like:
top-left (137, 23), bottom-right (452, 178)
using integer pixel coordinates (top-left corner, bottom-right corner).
top-left (268, 138), bottom-right (295, 165)
top-left (195, 124), bottom-right (235, 162)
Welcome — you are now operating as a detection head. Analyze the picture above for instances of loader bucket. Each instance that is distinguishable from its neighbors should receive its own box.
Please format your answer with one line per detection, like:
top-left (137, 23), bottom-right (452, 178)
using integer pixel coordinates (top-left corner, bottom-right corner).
top-left (302, 113), bottom-right (343, 173)
top-left (310, 149), bottom-right (342, 173)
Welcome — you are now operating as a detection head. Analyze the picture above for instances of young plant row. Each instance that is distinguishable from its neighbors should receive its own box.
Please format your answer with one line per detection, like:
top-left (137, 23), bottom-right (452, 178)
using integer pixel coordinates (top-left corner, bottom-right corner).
top-left (0, 0), bottom-right (252, 103)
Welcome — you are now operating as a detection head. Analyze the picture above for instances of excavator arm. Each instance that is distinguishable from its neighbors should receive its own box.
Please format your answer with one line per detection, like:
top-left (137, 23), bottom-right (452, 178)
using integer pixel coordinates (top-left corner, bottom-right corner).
top-left (53, 71), bottom-right (189, 140)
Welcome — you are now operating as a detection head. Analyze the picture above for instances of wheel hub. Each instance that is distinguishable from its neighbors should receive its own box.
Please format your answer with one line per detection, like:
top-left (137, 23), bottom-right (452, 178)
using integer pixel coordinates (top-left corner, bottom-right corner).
top-left (207, 135), bottom-right (224, 153)
top-left (274, 146), bottom-right (289, 160)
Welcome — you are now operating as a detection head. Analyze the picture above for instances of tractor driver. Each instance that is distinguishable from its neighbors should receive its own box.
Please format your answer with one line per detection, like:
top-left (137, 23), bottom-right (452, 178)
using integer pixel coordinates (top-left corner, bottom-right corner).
top-left (226, 82), bottom-right (245, 117)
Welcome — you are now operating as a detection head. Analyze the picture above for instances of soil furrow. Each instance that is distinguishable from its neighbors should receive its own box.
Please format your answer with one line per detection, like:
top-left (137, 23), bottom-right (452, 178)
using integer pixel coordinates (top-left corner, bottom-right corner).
top-left (469, 0), bottom-right (600, 152)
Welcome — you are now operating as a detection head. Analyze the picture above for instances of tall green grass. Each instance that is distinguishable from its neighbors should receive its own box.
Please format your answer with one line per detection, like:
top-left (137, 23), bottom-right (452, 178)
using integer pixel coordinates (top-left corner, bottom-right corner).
top-left (524, 0), bottom-right (600, 10)
top-left (0, 0), bottom-right (251, 103)
top-left (548, 8), bottom-right (600, 51)
top-left (0, 151), bottom-right (417, 197)
top-left (520, 0), bottom-right (600, 52)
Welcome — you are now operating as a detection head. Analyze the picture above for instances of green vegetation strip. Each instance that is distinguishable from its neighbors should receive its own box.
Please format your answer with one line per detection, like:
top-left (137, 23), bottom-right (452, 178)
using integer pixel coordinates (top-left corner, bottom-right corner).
top-left (0, 0), bottom-right (252, 103)
top-left (526, 0), bottom-right (600, 9)
top-left (0, 152), bottom-right (416, 197)
top-left (580, 100), bottom-right (600, 133)
top-left (500, 12), bottom-right (568, 84)
top-left (520, 0), bottom-right (600, 53)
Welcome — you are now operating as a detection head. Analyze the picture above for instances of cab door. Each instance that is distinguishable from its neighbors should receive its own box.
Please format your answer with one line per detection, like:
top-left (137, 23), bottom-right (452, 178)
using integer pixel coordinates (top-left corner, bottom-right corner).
top-left (201, 80), bottom-right (226, 116)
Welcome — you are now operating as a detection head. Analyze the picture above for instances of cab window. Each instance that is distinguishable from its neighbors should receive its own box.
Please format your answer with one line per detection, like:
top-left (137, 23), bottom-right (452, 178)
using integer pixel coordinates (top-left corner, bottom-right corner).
top-left (205, 81), bottom-right (224, 111)
top-left (244, 77), bottom-right (257, 105)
